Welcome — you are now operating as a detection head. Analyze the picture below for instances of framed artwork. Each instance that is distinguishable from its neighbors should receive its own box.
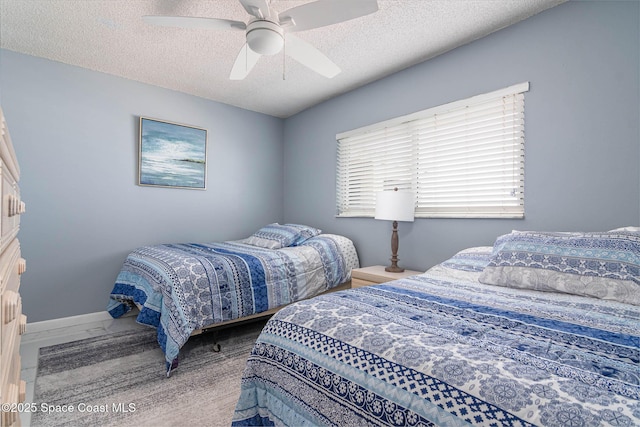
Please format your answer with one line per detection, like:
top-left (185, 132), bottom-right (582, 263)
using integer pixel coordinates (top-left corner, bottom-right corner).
top-left (138, 117), bottom-right (207, 189)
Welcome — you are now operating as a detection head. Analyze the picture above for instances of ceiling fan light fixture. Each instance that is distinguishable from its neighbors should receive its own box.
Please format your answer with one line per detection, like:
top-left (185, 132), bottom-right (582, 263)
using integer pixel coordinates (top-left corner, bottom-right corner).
top-left (143, 0), bottom-right (381, 80)
top-left (246, 20), bottom-right (284, 55)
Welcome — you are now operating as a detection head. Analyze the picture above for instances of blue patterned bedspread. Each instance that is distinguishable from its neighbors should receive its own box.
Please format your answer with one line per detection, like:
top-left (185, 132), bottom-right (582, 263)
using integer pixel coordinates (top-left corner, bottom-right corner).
top-left (233, 248), bottom-right (640, 426)
top-left (107, 234), bottom-right (359, 374)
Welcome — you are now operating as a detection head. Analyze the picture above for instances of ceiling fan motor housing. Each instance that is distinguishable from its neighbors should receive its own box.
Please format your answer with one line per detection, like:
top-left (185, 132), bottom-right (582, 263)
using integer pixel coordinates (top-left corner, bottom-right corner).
top-left (246, 20), bottom-right (284, 55)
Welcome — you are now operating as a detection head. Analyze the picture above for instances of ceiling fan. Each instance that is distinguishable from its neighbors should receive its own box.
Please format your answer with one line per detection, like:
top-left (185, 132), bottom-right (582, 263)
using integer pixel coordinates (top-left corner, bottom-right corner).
top-left (143, 0), bottom-right (379, 80)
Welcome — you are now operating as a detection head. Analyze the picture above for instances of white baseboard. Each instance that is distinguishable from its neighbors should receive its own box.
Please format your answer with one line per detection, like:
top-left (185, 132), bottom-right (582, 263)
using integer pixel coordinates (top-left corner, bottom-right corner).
top-left (25, 310), bottom-right (134, 335)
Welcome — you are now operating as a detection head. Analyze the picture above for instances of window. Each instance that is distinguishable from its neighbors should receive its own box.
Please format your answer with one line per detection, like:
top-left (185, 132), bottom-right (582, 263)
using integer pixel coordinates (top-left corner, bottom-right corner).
top-left (336, 82), bottom-right (528, 219)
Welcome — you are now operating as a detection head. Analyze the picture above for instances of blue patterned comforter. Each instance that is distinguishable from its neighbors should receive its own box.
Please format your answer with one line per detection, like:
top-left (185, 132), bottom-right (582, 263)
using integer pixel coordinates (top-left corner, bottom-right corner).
top-left (107, 234), bottom-right (359, 374)
top-left (233, 247), bottom-right (640, 426)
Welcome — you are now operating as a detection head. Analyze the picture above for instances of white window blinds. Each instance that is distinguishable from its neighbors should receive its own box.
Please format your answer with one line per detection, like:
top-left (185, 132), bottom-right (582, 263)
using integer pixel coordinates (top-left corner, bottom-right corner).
top-left (336, 82), bottom-right (528, 218)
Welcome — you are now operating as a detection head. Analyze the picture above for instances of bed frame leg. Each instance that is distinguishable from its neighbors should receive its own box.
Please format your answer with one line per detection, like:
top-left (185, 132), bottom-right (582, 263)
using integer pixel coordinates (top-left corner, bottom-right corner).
top-left (211, 331), bottom-right (221, 352)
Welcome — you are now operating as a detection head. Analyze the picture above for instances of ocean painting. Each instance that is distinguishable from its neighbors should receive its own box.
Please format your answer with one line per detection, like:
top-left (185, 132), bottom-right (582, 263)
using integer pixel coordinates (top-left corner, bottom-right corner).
top-left (139, 117), bottom-right (207, 189)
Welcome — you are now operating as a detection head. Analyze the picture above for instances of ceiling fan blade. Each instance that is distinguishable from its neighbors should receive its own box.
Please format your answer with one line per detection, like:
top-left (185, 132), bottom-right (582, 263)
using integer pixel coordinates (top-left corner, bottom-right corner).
top-left (230, 43), bottom-right (262, 80)
top-left (238, 0), bottom-right (271, 19)
top-left (143, 15), bottom-right (246, 31)
top-left (285, 34), bottom-right (340, 78)
top-left (280, 0), bottom-right (378, 33)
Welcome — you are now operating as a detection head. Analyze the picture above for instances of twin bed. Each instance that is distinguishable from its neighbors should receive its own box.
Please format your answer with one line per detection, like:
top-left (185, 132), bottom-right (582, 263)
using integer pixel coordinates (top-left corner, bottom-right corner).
top-left (232, 229), bottom-right (640, 426)
top-left (107, 224), bottom-right (359, 375)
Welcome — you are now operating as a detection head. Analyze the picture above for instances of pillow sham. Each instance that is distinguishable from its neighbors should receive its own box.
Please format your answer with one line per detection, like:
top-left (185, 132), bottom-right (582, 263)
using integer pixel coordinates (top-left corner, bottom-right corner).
top-left (243, 223), bottom-right (321, 249)
top-left (284, 223), bottom-right (322, 246)
top-left (478, 230), bottom-right (640, 305)
top-left (441, 246), bottom-right (493, 272)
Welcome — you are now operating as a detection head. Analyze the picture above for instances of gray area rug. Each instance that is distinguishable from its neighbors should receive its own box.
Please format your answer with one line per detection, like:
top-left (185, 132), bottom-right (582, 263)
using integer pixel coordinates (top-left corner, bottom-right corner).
top-left (31, 319), bottom-right (268, 427)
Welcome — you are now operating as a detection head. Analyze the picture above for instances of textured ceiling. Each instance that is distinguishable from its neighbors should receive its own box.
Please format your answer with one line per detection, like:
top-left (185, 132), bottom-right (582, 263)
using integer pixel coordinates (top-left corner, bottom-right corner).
top-left (0, 0), bottom-right (565, 118)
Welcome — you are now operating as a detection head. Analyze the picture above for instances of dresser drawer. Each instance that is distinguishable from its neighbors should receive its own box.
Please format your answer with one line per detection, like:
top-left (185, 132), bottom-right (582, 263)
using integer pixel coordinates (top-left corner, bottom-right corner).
top-left (0, 110), bottom-right (20, 183)
top-left (1, 378), bottom-right (24, 427)
top-left (0, 239), bottom-right (21, 295)
top-left (0, 163), bottom-right (21, 256)
top-left (0, 306), bottom-right (24, 404)
top-left (0, 239), bottom-right (23, 368)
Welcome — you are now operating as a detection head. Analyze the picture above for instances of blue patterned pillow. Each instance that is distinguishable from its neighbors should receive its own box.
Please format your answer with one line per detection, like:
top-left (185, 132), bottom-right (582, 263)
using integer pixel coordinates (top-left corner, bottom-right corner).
top-left (243, 223), bottom-right (321, 249)
top-left (284, 223), bottom-right (322, 246)
top-left (441, 246), bottom-right (493, 272)
top-left (478, 230), bottom-right (640, 305)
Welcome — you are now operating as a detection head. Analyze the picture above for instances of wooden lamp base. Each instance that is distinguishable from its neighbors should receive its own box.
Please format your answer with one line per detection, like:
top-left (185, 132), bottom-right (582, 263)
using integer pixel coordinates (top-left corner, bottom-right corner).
top-left (385, 220), bottom-right (404, 272)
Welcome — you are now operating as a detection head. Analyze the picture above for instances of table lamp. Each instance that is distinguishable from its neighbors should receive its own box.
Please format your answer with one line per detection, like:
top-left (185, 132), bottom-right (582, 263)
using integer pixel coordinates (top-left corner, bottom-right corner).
top-left (375, 188), bottom-right (415, 272)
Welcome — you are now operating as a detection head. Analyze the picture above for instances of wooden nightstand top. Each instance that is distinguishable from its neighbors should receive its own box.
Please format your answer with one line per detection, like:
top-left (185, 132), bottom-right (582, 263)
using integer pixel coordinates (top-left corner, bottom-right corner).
top-left (351, 265), bottom-right (423, 284)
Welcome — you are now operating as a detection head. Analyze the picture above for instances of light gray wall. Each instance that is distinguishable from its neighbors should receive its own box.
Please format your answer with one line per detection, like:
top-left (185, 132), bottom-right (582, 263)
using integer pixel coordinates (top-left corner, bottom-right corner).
top-left (283, 1), bottom-right (640, 272)
top-left (0, 50), bottom-right (284, 322)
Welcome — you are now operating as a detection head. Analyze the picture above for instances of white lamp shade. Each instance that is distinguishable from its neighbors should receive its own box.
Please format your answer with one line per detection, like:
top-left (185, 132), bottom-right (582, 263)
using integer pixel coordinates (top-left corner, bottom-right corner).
top-left (375, 191), bottom-right (415, 222)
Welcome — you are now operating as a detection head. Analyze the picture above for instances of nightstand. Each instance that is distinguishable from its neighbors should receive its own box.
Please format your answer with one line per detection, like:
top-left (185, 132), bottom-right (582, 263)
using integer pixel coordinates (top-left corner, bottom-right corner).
top-left (351, 265), bottom-right (423, 288)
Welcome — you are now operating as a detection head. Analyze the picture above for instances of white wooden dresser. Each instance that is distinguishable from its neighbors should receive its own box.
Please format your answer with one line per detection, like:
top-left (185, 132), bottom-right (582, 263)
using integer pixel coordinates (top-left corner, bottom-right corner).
top-left (0, 107), bottom-right (27, 427)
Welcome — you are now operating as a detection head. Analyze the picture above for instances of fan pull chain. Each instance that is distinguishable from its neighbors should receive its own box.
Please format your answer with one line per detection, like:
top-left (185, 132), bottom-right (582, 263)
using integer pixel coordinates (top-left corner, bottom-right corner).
top-left (282, 40), bottom-right (286, 80)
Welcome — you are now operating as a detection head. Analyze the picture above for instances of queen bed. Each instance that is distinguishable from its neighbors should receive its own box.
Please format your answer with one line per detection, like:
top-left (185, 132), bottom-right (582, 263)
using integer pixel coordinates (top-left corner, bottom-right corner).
top-left (232, 229), bottom-right (640, 426)
top-left (107, 223), bottom-right (359, 375)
